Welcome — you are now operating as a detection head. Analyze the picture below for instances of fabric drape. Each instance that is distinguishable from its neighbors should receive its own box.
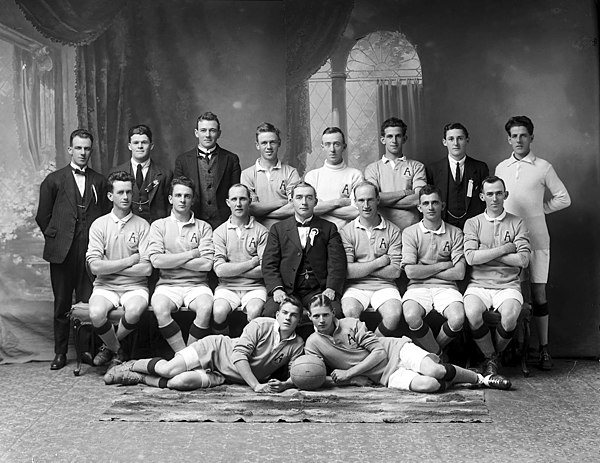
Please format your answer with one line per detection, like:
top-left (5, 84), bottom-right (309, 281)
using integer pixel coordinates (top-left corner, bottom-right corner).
top-left (376, 79), bottom-right (424, 157)
top-left (14, 0), bottom-right (128, 45)
top-left (284, 0), bottom-right (353, 173)
top-left (14, 48), bottom-right (41, 168)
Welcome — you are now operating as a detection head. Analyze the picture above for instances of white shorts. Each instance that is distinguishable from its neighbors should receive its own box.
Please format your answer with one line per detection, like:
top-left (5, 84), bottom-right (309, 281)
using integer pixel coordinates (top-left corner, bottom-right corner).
top-left (526, 249), bottom-right (550, 284)
top-left (464, 287), bottom-right (523, 310)
top-left (342, 287), bottom-right (402, 311)
top-left (176, 344), bottom-right (202, 370)
top-left (387, 342), bottom-right (437, 391)
top-left (91, 288), bottom-right (149, 308)
top-left (214, 286), bottom-right (267, 311)
top-left (153, 284), bottom-right (213, 309)
top-left (402, 287), bottom-right (463, 315)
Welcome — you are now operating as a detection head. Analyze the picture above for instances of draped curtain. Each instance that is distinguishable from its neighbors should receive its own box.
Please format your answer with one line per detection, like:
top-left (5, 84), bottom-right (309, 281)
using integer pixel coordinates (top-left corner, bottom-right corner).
top-left (284, 0), bottom-right (353, 173)
top-left (377, 79), bottom-right (424, 157)
top-left (14, 48), bottom-right (41, 168)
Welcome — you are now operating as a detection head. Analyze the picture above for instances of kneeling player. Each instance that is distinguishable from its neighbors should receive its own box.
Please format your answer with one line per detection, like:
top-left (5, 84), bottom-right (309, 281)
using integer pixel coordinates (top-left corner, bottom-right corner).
top-left (305, 294), bottom-right (510, 392)
top-left (105, 297), bottom-right (304, 393)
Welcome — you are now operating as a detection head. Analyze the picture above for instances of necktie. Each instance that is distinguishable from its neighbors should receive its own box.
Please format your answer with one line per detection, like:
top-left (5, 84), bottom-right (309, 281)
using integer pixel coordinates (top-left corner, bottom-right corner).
top-left (72, 167), bottom-right (85, 176)
top-left (455, 162), bottom-right (461, 184)
top-left (136, 164), bottom-right (144, 191)
top-left (296, 221), bottom-right (310, 228)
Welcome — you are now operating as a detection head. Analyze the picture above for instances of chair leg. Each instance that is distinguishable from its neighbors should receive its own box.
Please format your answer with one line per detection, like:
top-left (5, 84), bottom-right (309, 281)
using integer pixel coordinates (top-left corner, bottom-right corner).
top-left (521, 317), bottom-right (531, 377)
top-left (72, 318), bottom-right (83, 377)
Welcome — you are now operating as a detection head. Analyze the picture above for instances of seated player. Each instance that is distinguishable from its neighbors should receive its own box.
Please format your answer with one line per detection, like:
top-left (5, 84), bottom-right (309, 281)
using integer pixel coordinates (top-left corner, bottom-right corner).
top-left (86, 171), bottom-right (152, 366)
top-left (340, 181), bottom-right (403, 337)
top-left (104, 297), bottom-right (305, 393)
top-left (241, 122), bottom-right (300, 229)
top-left (261, 181), bottom-right (346, 316)
top-left (463, 176), bottom-right (530, 378)
top-left (212, 184), bottom-right (269, 333)
top-left (305, 294), bottom-right (510, 391)
top-left (401, 185), bottom-right (467, 355)
top-left (147, 176), bottom-right (214, 353)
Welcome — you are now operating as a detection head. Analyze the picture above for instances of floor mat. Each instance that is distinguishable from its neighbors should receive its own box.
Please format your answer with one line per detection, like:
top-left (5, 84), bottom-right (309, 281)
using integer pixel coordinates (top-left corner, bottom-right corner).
top-left (101, 384), bottom-right (491, 423)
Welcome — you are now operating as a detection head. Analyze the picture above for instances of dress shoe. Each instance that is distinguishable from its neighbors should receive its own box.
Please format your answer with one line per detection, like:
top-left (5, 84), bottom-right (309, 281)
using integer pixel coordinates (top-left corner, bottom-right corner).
top-left (81, 351), bottom-right (94, 366)
top-left (93, 345), bottom-right (115, 366)
top-left (50, 354), bottom-right (67, 370)
top-left (482, 354), bottom-right (500, 376)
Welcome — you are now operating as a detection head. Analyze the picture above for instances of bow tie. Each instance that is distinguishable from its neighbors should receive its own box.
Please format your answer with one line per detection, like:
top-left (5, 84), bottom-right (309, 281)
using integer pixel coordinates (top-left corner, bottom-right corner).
top-left (296, 221), bottom-right (311, 228)
top-left (72, 168), bottom-right (85, 176)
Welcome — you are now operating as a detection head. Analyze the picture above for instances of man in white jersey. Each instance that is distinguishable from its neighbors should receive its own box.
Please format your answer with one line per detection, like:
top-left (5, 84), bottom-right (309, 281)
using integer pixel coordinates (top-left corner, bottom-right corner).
top-left (365, 117), bottom-right (427, 232)
top-left (401, 185), bottom-right (466, 356)
top-left (86, 171), bottom-right (152, 366)
top-left (147, 177), bottom-right (214, 353)
top-left (495, 116), bottom-right (570, 370)
top-left (212, 184), bottom-right (269, 333)
top-left (241, 122), bottom-right (300, 229)
top-left (105, 297), bottom-right (304, 393)
top-left (340, 181), bottom-right (403, 337)
top-left (463, 176), bottom-right (530, 382)
top-left (304, 127), bottom-right (362, 230)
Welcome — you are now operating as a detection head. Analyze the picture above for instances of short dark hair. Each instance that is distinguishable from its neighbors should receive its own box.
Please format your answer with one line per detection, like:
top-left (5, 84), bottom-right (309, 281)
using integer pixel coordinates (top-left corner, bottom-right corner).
top-left (197, 111), bottom-right (221, 131)
top-left (380, 117), bottom-right (407, 137)
top-left (353, 180), bottom-right (380, 199)
top-left (228, 183), bottom-right (252, 199)
top-left (70, 129), bottom-right (93, 146)
top-left (255, 122), bottom-right (281, 143)
top-left (443, 122), bottom-right (469, 139)
top-left (307, 294), bottom-right (335, 314)
top-left (291, 181), bottom-right (317, 198)
top-left (107, 171), bottom-right (135, 191)
top-left (505, 116), bottom-right (534, 136)
top-left (418, 184), bottom-right (443, 201)
top-left (481, 175), bottom-right (507, 191)
top-left (128, 124), bottom-right (153, 142)
top-left (169, 176), bottom-right (196, 196)
top-left (278, 295), bottom-right (304, 315)
top-left (322, 126), bottom-right (346, 145)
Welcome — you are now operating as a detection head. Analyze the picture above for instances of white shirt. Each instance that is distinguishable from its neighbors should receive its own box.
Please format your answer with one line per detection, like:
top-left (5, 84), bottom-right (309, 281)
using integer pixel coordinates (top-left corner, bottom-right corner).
top-left (70, 162), bottom-right (86, 196)
top-left (447, 156), bottom-right (466, 182)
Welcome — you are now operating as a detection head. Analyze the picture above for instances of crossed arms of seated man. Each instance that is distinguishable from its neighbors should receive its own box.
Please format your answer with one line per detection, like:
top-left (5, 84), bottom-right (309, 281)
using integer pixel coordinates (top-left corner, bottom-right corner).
top-left (313, 196), bottom-right (359, 221)
top-left (89, 253), bottom-right (153, 277)
top-left (347, 254), bottom-right (401, 280)
top-left (404, 257), bottom-right (466, 281)
top-left (464, 242), bottom-right (527, 268)
top-left (150, 247), bottom-right (213, 272)
top-left (250, 199), bottom-right (295, 220)
top-left (378, 188), bottom-right (421, 210)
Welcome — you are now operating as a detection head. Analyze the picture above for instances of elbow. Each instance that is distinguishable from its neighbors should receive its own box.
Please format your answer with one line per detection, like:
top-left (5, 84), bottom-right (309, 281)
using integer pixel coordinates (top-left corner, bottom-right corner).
top-left (404, 267), bottom-right (415, 279)
top-left (390, 267), bottom-right (402, 279)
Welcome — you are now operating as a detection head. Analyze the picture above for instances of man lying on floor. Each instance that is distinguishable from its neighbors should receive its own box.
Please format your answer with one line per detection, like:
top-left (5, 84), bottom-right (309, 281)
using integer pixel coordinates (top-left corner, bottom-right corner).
top-left (104, 297), bottom-right (304, 392)
top-left (305, 294), bottom-right (512, 392)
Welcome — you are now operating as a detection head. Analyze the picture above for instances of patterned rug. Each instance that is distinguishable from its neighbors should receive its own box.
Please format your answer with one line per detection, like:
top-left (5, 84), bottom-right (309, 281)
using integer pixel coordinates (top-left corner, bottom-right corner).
top-left (101, 384), bottom-right (491, 423)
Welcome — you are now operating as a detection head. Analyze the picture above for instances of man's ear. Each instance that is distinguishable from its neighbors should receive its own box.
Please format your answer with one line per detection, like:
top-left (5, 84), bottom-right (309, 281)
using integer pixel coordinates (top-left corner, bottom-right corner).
top-left (505, 191), bottom-right (509, 200)
top-left (479, 192), bottom-right (485, 202)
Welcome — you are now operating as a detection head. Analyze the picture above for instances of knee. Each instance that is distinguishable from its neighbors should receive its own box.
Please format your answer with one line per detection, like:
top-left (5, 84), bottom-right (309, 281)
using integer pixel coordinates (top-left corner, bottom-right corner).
top-left (342, 301), bottom-right (363, 319)
top-left (245, 301), bottom-right (264, 320)
top-left (402, 304), bottom-right (423, 327)
top-left (409, 375), bottom-right (442, 393)
top-left (166, 375), bottom-right (197, 391)
top-left (124, 304), bottom-right (146, 323)
top-left (445, 307), bottom-right (465, 330)
top-left (212, 301), bottom-right (231, 323)
top-left (88, 305), bottom-right (108, 326)
top-left (152, 304), bottom-right (172, 326)
top-left (380, 304), bottom-right (402, 326)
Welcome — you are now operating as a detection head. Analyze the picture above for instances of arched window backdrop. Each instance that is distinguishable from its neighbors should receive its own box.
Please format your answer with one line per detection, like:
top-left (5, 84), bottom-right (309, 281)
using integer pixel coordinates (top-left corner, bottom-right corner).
top-left (308, 31), bottom-right (423, 172)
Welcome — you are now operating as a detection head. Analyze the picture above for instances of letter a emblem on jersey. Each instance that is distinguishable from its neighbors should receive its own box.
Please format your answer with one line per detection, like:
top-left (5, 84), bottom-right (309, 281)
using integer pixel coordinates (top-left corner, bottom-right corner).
top-left (379, 238), bottom-right (387, 249)
top-left (443, 241), bottom-right (451, 252)
top-left (248, 237), bottom-right (256, 249)
top-left (273, 353), bottom-right (284, 364)
top-left (190, 233), bottom-right (198, 244)
top-left (504, 231), bottom-right (511, 242)
top-left (128, 233), bottom-right (137, 244)
top-left (342, 184), bottom-right (350, 196)
top-left (279, 180), bottom-right (286, 193)
top-left (403, 167), bottom-right (411, 176)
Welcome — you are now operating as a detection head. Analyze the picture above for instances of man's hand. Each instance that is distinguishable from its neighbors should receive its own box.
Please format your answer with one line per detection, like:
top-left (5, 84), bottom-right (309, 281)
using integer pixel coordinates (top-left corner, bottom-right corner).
top-left (253, 383), bottom-right (272, 393)
top-left (331, 369), bottom-right (353, 383)
top-left (322, 288), bottom-right (336, 301)
top-left (273, 289), bottom-right (287, 304)
top-left (377, 254), bottom-right (391, 267)
top-left (502, 242), bottom-right (517, 255)
top-left (190, 247), bottom-right (201, 259)
top-left (128, 253), bottom-right (140, 266)
top-left (250, 255), bottom-right (260, 267)
top-left (267, 378), bottom-right (290, 393)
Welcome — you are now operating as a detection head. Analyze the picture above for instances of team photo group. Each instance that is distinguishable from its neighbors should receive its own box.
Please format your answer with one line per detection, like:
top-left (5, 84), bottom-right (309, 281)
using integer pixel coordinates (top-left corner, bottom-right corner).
top-left (35, 112), bottom-right (571, 396)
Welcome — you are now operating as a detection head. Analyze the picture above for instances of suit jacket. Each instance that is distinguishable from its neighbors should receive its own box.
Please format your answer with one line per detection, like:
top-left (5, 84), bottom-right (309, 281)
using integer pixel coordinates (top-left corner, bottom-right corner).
top-left (109, 160), bottom-right (173, 223)
top-left (262, 216), bottom-right (347, 296)
top-left (35, 165), bottom-right (110, 264)
top-left (173, 144), bottom-right (241, 226)
top-left (426, 155), bottom-right (489, 228)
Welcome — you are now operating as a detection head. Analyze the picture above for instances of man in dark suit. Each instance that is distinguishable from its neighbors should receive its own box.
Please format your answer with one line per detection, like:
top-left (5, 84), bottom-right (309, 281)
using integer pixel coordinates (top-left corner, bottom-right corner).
top-left (35, 129), bottom-right (110, 370)
top-left (174, 112), bottom-right (241, 229)
top-left (109, 124), bottom-right (172, 224)
top-left (261, 181), bottom-right (347, 317)
top-left (426, 122), bottom-right (489, 229)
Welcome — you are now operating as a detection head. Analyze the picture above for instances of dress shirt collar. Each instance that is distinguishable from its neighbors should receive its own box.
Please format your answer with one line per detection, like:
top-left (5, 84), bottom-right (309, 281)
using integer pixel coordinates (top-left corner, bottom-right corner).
top-left (294, 215), bottom-right (313, 226)
top-left (131, 158), bottom-right (151, 171)
top-left (70, 162), bottom-right (87, 173)
top-left (197, 145), bottom-right (217, 157)
top-left (447, 155), bottom-right (466, 168)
